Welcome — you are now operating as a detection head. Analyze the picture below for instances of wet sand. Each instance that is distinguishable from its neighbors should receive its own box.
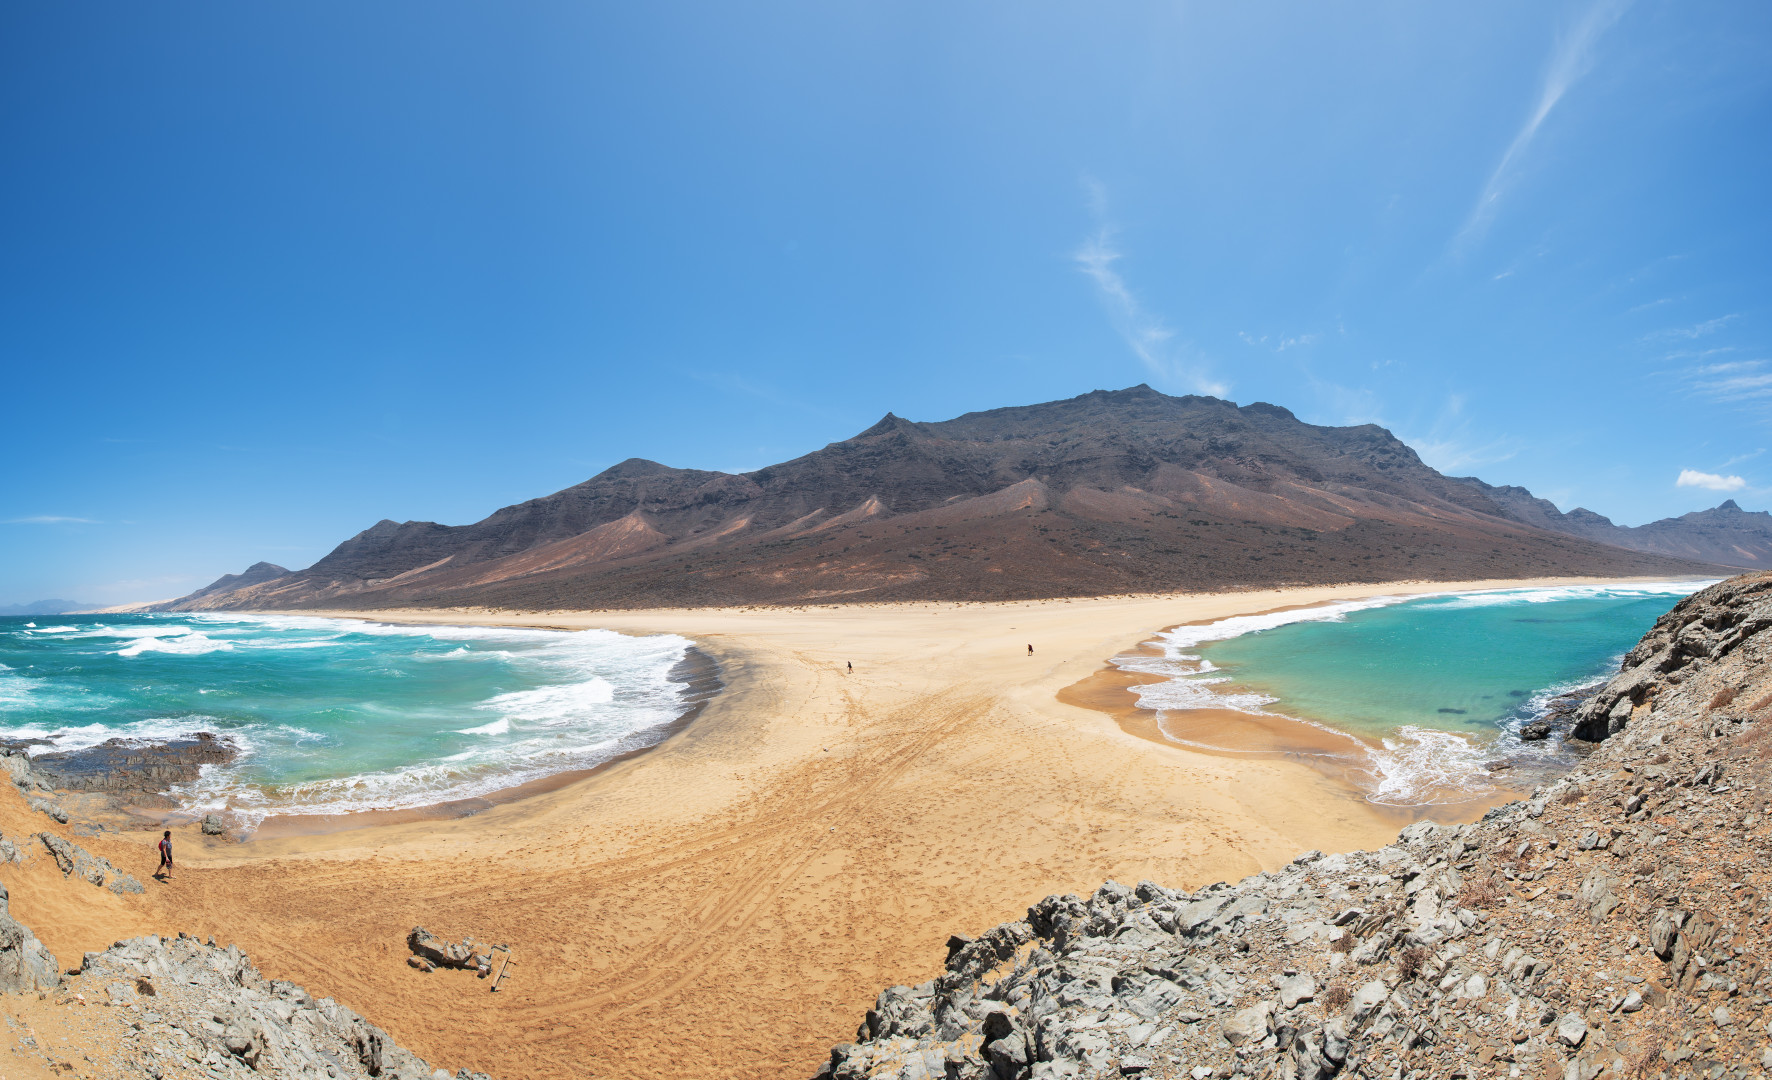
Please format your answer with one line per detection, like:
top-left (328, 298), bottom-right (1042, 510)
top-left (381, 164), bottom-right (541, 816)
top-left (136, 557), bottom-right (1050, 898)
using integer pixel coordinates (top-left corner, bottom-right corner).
top-left (1, 576), bottom-right (1656, 1079)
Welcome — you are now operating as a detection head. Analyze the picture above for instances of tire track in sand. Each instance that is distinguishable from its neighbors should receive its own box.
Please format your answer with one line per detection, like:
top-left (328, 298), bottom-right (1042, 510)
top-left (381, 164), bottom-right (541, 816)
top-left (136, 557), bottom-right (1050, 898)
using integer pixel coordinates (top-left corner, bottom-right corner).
top-left (520, 662), bottom-right (996, 1023)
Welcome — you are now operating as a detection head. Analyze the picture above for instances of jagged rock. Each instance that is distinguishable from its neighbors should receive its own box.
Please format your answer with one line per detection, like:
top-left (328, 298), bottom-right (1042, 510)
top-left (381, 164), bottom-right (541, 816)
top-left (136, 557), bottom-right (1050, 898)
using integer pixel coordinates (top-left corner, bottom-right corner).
top-left (30, 733), bottom-right (237, 797)
top-left (27, 797), bottom-right (67, 824)
top-left (1277, 973), bottom-right (1315, 1008)
top-left (0, 883), bottom-right (58, 992)
top-left (58, 932), bottom-right (476, 1078)
top-left (1554, 1013), bottom-right (1587, 1047)
top-left (35, 831), bottom-right (143, 894)
top-left (200, 813), bottom-right (228, 836)
top-left (1519, 719), bottom-right (1552, 741)
top-left (817, 574), bottom-right (1772, 1080)
top-left (0, 750), bottom-right (53, 795)
top-left (1221, 1001), bottom-right (1273, 1046)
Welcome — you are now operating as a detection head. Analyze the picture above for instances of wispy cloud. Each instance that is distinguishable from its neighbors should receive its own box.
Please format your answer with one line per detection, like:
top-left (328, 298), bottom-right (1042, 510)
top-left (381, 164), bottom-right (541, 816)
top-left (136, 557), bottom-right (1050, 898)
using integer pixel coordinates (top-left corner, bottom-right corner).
top-left (1452, 0), bottom-right (1630, 255)
top-left (1679, 358), bottom-right (1772, 403)
top-left (1677, 469), bottom-right (1747, 492)
top-left (1075, 184), bottom-right (1228, 397)
top-left (1239, 331), bottom-right (1322, 353)
top-left (1651, 314), bottom-right (1740, 341)
top-left (4, 515), bottom-right (100, 525)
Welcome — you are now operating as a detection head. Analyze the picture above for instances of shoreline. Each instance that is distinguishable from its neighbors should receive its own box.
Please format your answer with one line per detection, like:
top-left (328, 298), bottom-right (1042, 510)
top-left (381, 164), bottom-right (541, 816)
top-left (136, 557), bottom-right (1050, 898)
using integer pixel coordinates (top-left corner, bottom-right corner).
top-left (26, 574), bottom-right (1702, 1080)
top-left (1052, 591), bottom-right (1549, 819)
top-left (123, 644), bottom-right (728, 841)
top-left (234, 576), bottom-right (1679, 832)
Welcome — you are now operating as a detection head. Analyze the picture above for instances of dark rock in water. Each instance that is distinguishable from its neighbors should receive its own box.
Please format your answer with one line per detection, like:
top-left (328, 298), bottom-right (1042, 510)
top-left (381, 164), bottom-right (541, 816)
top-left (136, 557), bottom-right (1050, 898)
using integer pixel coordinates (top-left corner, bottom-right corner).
top-left (31, 733), bottom-right (236, 797)
top-left (1519, 719), bottom-right (1553, 741)
top-left (200, 813), bottom-right (228, 836)
top-left (1436, 707), bottom-right (1467, 715)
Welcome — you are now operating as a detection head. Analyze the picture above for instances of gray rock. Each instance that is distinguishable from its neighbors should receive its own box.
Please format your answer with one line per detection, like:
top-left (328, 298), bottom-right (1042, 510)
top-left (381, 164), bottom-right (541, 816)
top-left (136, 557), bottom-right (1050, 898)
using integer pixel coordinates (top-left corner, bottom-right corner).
top-left (1221, 1001), bottom-right (1273, 1046)
top-left (34, 831), bottom-right (137, 893)
top-left (28, 797), bottom-right (68, 824)
top-left (0, 883), bottom-right (58, 992)
top-left (200, 814), bottom-right (228, 836)
top-left (30, 733), bottom-right (236, 797)
top-left (1554, 1013), bottom-right (1587, 1047)
top-left (1277, 973), bottom-right (1315, 1009)
top-left (814, 576), bottom-right (1772, 1080)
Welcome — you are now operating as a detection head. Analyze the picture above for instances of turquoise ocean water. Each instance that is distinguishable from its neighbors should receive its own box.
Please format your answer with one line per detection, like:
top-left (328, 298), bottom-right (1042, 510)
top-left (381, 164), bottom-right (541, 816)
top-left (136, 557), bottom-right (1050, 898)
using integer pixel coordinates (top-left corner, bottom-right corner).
top-left (0, 614), bottom-right (694, 821)
top-left (1115, 582), bottom-right (1710, 805)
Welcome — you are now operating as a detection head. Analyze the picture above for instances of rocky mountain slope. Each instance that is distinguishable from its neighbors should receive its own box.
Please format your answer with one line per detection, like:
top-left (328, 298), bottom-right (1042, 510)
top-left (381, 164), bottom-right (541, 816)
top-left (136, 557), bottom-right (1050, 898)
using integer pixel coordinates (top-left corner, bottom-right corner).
top-left (818, 572), bottom-right (1772, 1080)
top-left (1470, 485), bottom-right (1772, 570)
top-left (161, 387), bottom-right (1719, 611)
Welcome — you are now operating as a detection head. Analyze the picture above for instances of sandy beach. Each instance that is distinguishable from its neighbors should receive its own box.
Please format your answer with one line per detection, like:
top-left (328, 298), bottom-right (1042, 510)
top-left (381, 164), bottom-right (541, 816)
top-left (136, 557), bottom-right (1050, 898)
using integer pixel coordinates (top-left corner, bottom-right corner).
top-left (0, 577), bottom-right (1659, 1079)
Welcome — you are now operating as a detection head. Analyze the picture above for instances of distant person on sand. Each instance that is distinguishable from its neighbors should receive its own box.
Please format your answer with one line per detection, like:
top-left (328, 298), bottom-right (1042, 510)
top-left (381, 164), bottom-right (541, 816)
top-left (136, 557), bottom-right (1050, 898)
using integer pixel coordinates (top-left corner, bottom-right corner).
top-left (156, 830), bottom-right (173, 881)
top-left (846, 661), bottom-right (852, 673)
top-left (1027, 644), bottom-right (1033, 655)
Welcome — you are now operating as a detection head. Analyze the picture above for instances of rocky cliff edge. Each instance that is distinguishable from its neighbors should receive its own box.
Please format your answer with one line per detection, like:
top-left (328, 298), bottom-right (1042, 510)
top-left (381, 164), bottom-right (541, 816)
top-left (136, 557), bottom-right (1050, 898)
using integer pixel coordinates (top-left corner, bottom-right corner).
top-left (821, 572), bottom-right (1772, 1080)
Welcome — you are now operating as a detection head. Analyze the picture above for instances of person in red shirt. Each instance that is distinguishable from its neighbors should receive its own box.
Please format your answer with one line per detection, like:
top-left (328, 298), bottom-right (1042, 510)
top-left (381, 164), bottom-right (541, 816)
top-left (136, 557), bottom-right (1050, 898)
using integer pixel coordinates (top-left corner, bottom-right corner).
top-left (156, 830), bottom-right (173, 881)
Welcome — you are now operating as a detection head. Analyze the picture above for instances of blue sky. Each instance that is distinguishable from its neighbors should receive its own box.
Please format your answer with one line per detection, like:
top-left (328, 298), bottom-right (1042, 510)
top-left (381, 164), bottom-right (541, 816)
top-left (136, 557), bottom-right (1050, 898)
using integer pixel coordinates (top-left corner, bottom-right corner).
top-left (3, 1), bottom-right (1770, 605)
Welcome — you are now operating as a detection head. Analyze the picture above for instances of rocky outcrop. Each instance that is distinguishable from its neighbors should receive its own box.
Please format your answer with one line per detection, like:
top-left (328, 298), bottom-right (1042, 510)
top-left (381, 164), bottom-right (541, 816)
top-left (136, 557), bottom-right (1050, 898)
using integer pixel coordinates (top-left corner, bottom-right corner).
top-left (30, 732), bottom-right (237, 797)
top-left (35, 830), bottom-right (144, 894)
top-left (0, 883), bottom-right (58, 993)
top-left (820, 572), bottom-right (1772, 1079)
top-left (53, 933), bottom-right (493, 1079)
top-left (0, 842), bottom-right (493, 1077)
top-left (1, 749), bottom-right (71, 822)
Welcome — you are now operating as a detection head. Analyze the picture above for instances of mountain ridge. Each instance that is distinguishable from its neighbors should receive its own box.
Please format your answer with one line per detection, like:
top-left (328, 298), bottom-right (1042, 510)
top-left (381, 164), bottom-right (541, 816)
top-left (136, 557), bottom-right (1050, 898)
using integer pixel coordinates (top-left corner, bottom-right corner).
top-left (158, 386), bottom-right (1728, 611)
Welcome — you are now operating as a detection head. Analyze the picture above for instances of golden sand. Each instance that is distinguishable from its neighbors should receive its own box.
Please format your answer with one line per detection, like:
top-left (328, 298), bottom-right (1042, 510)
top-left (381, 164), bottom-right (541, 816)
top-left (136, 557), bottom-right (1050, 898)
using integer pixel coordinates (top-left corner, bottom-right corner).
top-left (0, 577), bottom-right (1648, 1078)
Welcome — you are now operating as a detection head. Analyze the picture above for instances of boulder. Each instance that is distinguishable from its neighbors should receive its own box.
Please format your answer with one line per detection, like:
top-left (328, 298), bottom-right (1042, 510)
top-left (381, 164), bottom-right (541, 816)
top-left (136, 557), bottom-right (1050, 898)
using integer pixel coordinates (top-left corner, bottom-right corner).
top-left (1277, 974), bottom-right (1315, 1009)
top-left (1555, 1013), bottom-right (1587, 1047)
top-left (1222, 1001), bottom-right (1273, 1046)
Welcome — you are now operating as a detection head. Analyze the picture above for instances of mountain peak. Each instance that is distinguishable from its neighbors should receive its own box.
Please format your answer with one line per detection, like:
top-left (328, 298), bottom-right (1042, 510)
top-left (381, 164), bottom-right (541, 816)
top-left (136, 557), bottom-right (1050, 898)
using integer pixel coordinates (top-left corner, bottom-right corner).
top-left (1720, 499), bottom-right (1742, 511)
top-left (158, 386), bottom-right (1725, 611)
top-left (854, 413), bottom-right (919, 439)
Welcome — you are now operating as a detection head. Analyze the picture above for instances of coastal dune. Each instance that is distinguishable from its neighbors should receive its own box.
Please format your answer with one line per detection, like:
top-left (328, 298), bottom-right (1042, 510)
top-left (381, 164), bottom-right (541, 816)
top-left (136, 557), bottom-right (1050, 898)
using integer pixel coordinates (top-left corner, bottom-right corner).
top-left (72, 579), bottom-right (1635, 1078)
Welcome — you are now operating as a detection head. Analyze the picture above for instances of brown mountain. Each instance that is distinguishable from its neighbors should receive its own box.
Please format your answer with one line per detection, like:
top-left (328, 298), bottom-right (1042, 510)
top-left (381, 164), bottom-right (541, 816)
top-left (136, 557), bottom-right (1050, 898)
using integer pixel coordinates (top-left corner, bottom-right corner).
top-left (162, 386), bottom-right (1722, 611)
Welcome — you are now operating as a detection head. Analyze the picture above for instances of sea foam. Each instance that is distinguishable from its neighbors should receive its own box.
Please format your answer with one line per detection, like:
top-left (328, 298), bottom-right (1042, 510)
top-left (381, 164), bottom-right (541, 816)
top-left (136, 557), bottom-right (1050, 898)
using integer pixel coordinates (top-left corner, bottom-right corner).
top-left (0, 612), bottom-right (699, 823)
top-left (1115, 581), bottom-right (1711, 807)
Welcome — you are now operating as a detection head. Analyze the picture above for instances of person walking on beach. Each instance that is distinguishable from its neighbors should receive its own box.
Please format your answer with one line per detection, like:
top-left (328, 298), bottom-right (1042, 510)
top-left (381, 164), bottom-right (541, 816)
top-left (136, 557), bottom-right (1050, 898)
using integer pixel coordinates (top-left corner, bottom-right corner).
top-left (155, 830), bottom-right (173, 881)
top-left (1027, 644), bottom-right (1033, 655)
top-left (846, 661), bottom-right (852, 673)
